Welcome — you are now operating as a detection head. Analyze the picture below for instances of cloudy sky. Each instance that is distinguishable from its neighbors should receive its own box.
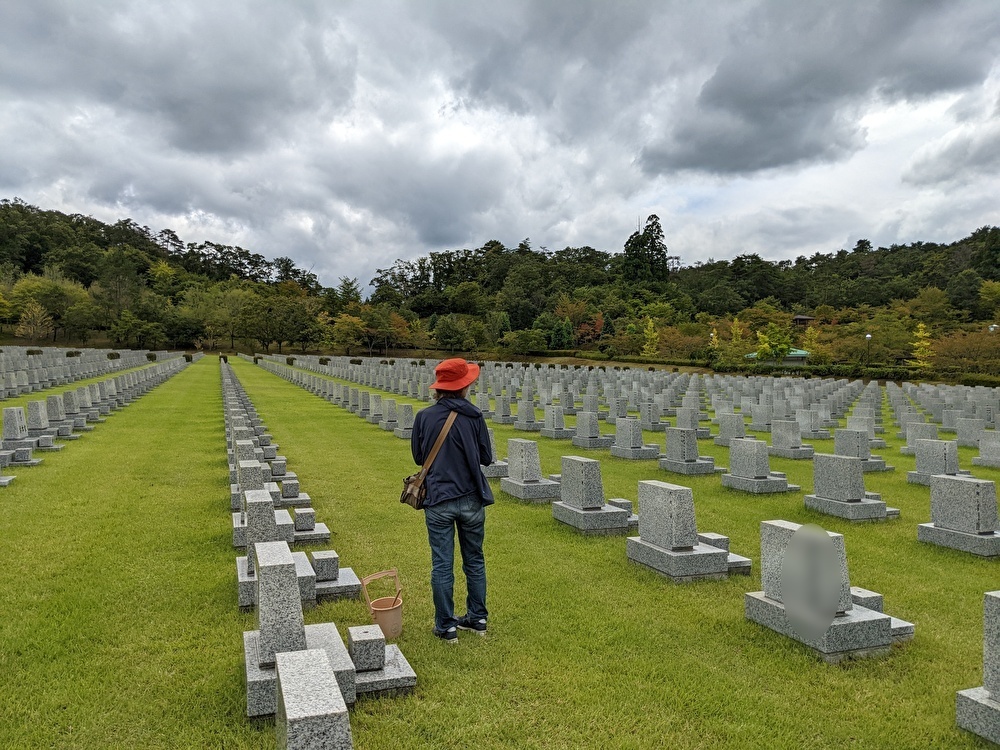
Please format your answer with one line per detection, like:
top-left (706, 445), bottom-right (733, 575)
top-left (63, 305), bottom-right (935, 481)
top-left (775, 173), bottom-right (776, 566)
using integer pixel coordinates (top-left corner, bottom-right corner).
top-left (2, 0), bottom-right (999, 289)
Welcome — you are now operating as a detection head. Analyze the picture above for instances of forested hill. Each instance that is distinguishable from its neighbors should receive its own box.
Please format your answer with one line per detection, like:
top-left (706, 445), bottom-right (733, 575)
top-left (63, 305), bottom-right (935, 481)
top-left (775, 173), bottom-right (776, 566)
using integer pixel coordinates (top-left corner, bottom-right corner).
top-left (0, 197), bottom-right (317, 288)
top-left (369, 216), bottom-right (1000, 323)
top-left (1, 197), bottom-right (999, 380)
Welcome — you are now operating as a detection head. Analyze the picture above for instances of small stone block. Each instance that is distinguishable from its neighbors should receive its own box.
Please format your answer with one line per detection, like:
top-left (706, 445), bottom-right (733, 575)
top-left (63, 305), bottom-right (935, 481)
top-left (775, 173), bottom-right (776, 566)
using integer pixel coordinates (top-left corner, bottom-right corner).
top-left (294, 507), bottom-right (316, 531)
top-left (348, 625), bottom-right (386, 672)
top-left (850, 586), bottom-right (884, 612)
top-left (275, 649), bottom-right (353, 750)
top-left (698, 532), bottom-right (730, 552)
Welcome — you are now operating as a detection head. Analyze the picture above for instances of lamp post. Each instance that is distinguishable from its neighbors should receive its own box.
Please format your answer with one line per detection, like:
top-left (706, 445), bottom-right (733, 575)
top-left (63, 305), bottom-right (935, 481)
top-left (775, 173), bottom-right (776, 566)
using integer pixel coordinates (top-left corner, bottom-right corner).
top-left (865, 333), bottom-right (872, 365)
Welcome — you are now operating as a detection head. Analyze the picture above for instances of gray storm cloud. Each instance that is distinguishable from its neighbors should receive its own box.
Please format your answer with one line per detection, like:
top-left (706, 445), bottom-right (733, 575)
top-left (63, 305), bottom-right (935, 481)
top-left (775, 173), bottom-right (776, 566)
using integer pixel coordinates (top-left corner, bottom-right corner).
top-left (0, 0), bottom-right (998, 287)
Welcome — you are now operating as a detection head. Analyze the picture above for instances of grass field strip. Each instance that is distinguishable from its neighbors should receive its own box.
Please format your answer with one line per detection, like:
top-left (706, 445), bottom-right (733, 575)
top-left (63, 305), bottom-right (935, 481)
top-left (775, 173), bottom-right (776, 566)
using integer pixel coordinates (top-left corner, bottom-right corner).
top-left (1, 354), bottom-right (198, 486)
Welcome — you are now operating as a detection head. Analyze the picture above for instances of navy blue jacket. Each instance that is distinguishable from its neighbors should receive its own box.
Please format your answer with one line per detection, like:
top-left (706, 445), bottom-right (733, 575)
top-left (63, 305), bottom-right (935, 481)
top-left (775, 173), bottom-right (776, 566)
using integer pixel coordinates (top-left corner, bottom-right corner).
top-left (411, 398), bottom-right (494, 508)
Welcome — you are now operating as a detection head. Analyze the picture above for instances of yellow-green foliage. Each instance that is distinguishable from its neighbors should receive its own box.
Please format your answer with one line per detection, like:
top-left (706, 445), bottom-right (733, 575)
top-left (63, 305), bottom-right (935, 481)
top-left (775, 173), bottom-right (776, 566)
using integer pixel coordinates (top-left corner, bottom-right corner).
top-left (908, 322), bottom-right (934, 369)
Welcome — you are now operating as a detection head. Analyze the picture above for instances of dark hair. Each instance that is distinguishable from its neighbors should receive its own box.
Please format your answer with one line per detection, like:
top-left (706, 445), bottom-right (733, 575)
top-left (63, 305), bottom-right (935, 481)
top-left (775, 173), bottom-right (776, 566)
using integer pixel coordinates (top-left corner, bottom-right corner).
top-left (433, 388), bottom-right (467, 401)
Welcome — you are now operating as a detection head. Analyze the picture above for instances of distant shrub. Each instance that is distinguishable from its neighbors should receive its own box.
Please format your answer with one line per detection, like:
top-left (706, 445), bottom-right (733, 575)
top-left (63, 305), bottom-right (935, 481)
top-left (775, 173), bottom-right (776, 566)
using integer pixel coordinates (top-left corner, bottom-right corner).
top-left (66, 351), bottom-right (82, 358)
top-left (957, 373), bottom-right (1000, 387)
top-left (183, 354), bottom-right (193, 362)
top-left (253, 356), bottom-right (261, 364)
top-left (107, 352), bottom-right (121, 360)
top-left (26, 349), bottom-right (42, 355)
top-left (146, 353), bottom-right (157, 361)
top-left (350, 358), bottom-right (363, 365)
top-left (286, 356), bottom-right (296, 366)
top-left (319, 357), bottom-right (330, 365)
top-left (380, 359), bottom-right (388, 364)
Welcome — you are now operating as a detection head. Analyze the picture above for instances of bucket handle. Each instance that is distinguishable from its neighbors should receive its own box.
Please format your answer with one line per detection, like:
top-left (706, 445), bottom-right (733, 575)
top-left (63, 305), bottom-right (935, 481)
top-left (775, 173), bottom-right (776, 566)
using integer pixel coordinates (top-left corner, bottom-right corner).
top-left (360, 569), bottom-right (401, 613)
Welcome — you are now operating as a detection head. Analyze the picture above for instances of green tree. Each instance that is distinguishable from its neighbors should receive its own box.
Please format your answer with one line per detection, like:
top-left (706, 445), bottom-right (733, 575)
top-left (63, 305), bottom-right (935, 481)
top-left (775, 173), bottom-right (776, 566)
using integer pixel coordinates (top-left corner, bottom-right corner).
top-left (907, 322), bottom-right (934, 370)
top-left (499, 328), bottom-right (548, 355)
top-left (15, 299), bottom-right (53, 342)
top-left (433, 314), bottom-right (466, 352)
top-left (94, 245), bottom-right (147, 318)
top-left (328, 314), bottom-right (365, 354)
top-left (754, 322), bottom-right (793, 362)
top-left (641, 317), bottom-right (659, 357)
top-left (979, 280), bottom-right (1000, 320)
top-left (109, 309), bottom-right (144, 348)
top-left (63, 299), bottom-right (102, 343)
top-left (617, 214), bottom-right (677, 285)
top-left (800, 325), bottom-right (831, 365)
top-left (946, 269), bottom-right (984, 318)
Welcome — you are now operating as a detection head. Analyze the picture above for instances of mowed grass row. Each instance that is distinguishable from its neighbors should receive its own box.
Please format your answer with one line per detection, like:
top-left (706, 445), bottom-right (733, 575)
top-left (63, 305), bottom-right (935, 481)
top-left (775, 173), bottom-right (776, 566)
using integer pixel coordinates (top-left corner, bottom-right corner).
top-left (0, 357), bottom-right (273, 749)
top-left (232, 358), bottom-right (1000, 749)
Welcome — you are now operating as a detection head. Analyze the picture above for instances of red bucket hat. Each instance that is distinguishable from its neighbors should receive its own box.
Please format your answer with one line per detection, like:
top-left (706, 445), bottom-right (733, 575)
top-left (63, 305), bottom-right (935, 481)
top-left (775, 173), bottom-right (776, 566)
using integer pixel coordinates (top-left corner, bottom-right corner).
top-left (431, 358), bottom-right (480, 391)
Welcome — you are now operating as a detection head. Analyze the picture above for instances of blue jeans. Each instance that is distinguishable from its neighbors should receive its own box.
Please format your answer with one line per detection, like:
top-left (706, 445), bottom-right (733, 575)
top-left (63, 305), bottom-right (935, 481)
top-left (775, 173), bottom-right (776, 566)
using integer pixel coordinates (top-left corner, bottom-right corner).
top-left (424, 495), bottom-right (487, 632)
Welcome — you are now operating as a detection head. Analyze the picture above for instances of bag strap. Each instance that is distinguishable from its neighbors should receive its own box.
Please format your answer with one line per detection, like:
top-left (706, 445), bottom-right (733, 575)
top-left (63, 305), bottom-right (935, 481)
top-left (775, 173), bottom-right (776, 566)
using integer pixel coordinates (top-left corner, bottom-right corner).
top-left (416, 411), bottom-right (458, 485)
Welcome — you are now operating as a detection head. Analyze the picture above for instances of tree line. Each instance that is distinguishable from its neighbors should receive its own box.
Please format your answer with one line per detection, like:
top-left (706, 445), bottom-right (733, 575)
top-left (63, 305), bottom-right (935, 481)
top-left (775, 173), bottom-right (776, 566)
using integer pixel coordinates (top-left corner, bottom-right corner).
top-left (2, 197), bottom-right (999, 381)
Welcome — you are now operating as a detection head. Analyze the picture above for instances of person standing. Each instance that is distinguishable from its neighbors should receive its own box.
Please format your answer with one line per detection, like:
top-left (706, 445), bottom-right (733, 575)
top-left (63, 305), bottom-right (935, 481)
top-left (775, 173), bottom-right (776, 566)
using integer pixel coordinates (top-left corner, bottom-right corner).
top-left (411, 358), bottom-right (494, 643)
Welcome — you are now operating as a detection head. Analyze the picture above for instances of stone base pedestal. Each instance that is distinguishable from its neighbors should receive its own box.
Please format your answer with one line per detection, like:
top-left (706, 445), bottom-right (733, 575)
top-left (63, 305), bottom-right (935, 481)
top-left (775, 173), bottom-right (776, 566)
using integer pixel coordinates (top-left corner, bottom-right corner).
top-left (482, 461), bottom-right (508, 478)
top-left (721, 473), bottom-right (799, 494)
top-left (610, 445), bottom-right (660, 460)
top-left (768, 445), bottom-right (814, 459)
top-left (540, 428), bottom-right (574, 439)
top-left (355, 645), bottom-right (418, 698)
top-left (393, 427), bottom-right (412, 439)
top-left (658, 457), bottom-right (724, 475)
top-left (744, 592), bottom-right (912, 663)
top-left (244, 623), bottom-right (356, 718)
top-left (858, 457), bottom-right (893, 472)
top-left (804, 493), bottom-right (893, 521)
top-left (572, 435), bottom-right (613, 449)
top-left (802, 430), bottom-right (831, 440)
top-left (626, 537), bottom-right (729, 582)
top-left (973, 457), bottom-right (1000, 468)
top-left (917, 524), bottom-right (1000, 556)
top-left (552, 502), bottom-right (630, 535)
top-left (293, 523), bottom-right (331, 544)
top-left (907, 469), bottom-right (971, 486)
top-left (957, 687), bottom-right (1000, 744)
top-left (316, 567), bottom-right (362, 601)
top-left (499, 477), bottom-right (560, 502)
top-left (275, 493), bottom-right (314, 510)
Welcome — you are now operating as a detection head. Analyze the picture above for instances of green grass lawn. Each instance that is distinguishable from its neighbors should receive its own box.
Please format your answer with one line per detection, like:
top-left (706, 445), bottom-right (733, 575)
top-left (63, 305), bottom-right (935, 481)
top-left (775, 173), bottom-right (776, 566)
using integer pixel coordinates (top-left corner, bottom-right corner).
top-left (2, 356), bottom-right (998, 748)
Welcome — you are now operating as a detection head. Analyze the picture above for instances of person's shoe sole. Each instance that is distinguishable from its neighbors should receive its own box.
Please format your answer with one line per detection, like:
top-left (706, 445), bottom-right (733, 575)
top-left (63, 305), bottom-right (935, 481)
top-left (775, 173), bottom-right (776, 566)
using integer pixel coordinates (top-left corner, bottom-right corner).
top-left (457, 624), bottom-right (487, 636)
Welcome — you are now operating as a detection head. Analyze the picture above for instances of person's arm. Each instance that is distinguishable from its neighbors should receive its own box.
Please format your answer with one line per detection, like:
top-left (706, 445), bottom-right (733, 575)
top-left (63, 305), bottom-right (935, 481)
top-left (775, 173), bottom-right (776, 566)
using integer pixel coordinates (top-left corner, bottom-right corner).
top-left (477, 415), bottom-right (493, 466)
top-left (411, 411), bottom-right (425, 465)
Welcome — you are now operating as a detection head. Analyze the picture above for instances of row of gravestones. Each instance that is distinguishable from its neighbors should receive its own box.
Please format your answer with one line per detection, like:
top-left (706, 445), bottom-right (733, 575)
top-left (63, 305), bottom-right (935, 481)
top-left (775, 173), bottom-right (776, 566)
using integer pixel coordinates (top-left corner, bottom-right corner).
top-left (250, 355), bottom-right (1000, 744)
top-left (281, 356), bottom-right (1000, 480)
top-left (266, 355), bottom-right (873, 439)
top-left (254, 355), bottom-right (1000, 554)
top-left (255, 361), bottom-right (916, 658)
top-left (0, 346), bottom-right (179, 399)
top-left (220, 363), bottom-right (416, 749)
top-left (0, 356), bottom-right (198, 485)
